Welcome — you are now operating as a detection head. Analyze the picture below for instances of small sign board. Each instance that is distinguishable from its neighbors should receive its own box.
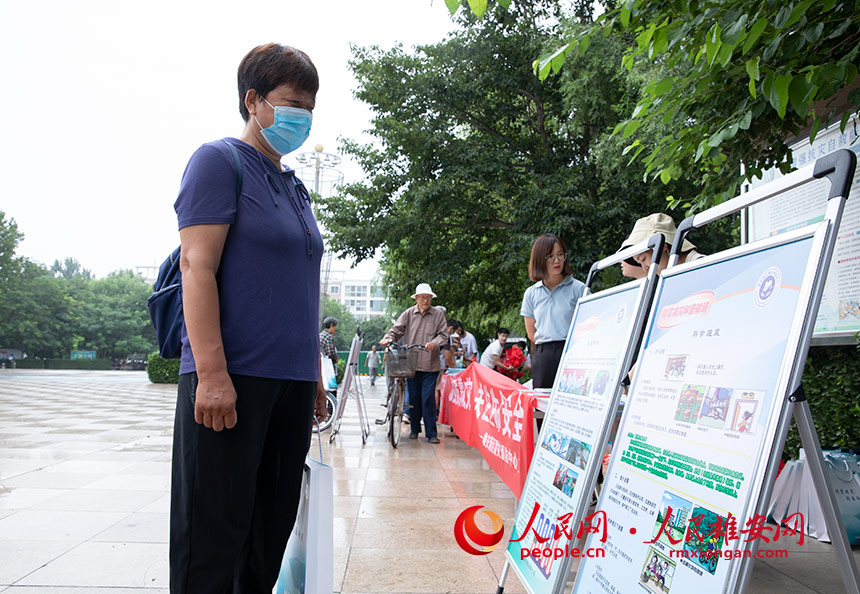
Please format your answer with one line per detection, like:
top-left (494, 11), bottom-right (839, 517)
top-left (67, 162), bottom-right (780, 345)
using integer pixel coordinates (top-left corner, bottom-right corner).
top-left (71, 350), bottom-right (97, 360)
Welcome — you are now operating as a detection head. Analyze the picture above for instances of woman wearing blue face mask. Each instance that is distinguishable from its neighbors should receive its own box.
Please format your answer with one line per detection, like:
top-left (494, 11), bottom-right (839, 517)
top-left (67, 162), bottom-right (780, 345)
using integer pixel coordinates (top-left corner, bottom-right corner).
top-left (170, 43), bottom-right (327, 594)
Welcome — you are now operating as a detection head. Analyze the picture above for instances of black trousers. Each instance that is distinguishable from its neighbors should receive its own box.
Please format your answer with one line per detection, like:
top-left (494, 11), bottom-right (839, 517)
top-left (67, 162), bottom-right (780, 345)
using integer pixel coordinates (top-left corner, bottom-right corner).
top-left (531, 341), bottom-right (566, 389)
top-left (170, 373), bottom-right (315, 594)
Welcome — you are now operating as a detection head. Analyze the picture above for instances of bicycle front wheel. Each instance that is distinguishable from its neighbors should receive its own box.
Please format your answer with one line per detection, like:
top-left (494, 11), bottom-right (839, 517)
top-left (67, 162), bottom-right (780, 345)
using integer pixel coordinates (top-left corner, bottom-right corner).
top-left (389, 381), bottom-right (405, 448)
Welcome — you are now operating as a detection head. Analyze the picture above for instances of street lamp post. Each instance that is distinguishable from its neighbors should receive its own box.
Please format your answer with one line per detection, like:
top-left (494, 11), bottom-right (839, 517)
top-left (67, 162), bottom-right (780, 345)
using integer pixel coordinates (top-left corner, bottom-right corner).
top-left (294, 145), bottom-right (343, 328)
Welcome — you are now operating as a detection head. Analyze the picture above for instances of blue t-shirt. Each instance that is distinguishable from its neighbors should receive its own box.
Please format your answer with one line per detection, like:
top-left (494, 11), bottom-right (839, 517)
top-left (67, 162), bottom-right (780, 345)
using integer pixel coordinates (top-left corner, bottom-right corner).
top-left (174, 138), bottom-right (323, 381)
top-left (520, 275), bottom-right (586, 344)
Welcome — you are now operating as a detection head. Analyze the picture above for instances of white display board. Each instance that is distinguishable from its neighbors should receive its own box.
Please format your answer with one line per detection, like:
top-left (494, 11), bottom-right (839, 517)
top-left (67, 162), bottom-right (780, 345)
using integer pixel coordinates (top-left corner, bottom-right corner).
top-left (746, 119), bottom-right (860, 341)
top-left (572, 225), bottom-right (827, 594)
top-left (506, 278), bottom-right (650, 594)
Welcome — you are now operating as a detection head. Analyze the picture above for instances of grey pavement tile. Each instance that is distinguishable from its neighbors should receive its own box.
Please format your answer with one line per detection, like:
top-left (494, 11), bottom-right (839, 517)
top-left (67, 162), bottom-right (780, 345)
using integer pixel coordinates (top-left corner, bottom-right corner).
top-left (0, 448), bottom-right (76, 462)
top-left (14, 542), bottom-right (168, 588)
top-left (116, 461), bottom-right (171, 476)
top-left (137, 494), bottom-right (170, 514)
top-left (74, 450), bottom-right (160, 463)
top-left (91, 512), bottom-right (169, 543)
top-left (0, 586), bottom-right (170, 594)
top-left (3, 471), bottom-right (105, 490)
top-left (82, 473), bottom-right (170, 492)
top-left (0, 458), bottom-right (50, 479)
top-left (0, 488), bottom-right (70, 510)
top-left (0, 510), bottom-right (130, 542)
top-left (0, 425), bottom-right (54, 435)
top-left (37, 441), bottom-right (113, 453)
top-left (760, 550), bottom-right (857, 593)
top-left (90, 430), bottom-right (157, 443)
top-left (31, 489), bottom-right (163, 513)
top-left (746, 559), bottom-right (820, 593)
top-left (0, 541), bottom-right (76, 585)
top-left (42, 459), bottom-right (138, 475)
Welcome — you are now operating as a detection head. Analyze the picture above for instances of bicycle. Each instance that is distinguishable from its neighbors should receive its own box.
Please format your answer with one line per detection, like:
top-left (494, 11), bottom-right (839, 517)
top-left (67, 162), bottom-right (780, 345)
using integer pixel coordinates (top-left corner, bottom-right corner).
top-left (375, 344), bottom-right (426, 448)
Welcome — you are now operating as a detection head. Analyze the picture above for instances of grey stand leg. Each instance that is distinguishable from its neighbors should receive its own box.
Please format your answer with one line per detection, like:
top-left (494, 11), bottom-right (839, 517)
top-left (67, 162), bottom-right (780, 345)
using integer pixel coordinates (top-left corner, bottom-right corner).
top-left (496, 559), bottom-right (510, 594)
top-left (794, 400), bottom-right (860, 593)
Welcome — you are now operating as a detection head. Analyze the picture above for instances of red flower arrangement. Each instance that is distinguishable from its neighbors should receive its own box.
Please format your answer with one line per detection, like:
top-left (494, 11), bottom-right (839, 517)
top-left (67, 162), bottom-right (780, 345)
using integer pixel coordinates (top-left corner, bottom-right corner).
top-left (497, 345), bottom-right (526, 380)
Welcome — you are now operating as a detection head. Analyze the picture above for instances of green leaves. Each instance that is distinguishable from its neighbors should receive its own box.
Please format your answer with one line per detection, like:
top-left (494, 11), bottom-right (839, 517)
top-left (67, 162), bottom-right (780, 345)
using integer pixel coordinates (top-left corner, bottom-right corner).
top-left (788, 76), bottom-right (812, 117)
top-left (705, 23), bottom-right (722, 66)
top-left (445, 0), bottom-right (460, 15)
top-left (762, 71), bottom-right (792, 119)
top-left (620, 5), bottom-right (631, 27)
top-left (742, 17), bottom-right (768, 55)
top-left (467, 0), bottom-right (487, 18)
top-left (746, 57), bottom-right (760, 98)
top-left (536, 42), bottom-right (572, 80)
top-left (774, 4), bottom-right (793, 29)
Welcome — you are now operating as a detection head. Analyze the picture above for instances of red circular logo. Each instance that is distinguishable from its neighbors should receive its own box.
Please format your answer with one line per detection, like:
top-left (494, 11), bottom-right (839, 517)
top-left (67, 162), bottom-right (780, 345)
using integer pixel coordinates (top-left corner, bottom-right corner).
top-left (454, 505), bottom-right (505, 555)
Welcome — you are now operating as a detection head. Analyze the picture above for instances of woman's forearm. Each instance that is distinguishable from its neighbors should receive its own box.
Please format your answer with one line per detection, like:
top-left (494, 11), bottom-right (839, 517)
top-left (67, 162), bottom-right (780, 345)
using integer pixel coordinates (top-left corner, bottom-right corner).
top-left (182, 264), bottom-right (227, 379)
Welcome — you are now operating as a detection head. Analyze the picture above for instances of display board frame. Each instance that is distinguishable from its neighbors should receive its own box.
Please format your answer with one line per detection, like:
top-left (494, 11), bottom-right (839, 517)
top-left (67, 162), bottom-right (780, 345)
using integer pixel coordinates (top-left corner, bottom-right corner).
top-left (572, 149), bottom-right (859, 594)
top-left (329, 328), bottom-right (371, 444)
top-left (497, 235), bottom-right (666, 594)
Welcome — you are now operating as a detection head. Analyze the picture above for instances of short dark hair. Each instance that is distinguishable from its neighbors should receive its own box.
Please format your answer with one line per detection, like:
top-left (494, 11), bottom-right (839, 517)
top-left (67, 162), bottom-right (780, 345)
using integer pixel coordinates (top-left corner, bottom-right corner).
top-left (497, 327), bottom-right (510, 336)
top-left (446, 318), bottom-right (459, 329)
top-left (237, 44), bottom-right (319, 122)
top-left (529, 233), bottom-right (573, 282)
top-left (323, 317), bottom-right (338, 329)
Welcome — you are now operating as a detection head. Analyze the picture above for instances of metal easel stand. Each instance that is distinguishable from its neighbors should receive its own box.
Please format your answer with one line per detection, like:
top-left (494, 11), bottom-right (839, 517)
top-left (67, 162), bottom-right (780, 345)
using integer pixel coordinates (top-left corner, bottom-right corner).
top-left (794, 392), bottom-right (860, 592)
top-left (735, 149), bottom-right (860, 594)
top-left (353, 364), bottom-right (371, 443)
top-left (496, 563), bottom-right (510, 594)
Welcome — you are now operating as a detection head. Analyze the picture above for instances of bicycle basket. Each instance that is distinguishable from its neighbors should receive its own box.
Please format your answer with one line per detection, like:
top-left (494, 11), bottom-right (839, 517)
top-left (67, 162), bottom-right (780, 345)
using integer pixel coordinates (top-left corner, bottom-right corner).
top-left (386, 348), bottom-right (419, 378)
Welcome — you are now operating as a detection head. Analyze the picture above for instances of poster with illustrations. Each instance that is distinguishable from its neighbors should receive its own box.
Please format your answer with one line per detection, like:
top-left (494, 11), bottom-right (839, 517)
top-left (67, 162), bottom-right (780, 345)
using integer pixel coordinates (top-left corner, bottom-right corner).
top-left (573, 233), bottom-right (822, 594)
top-left (507, 283), bottom-right (645, 594)
top-left (747, 119), bottom-right (860, 339)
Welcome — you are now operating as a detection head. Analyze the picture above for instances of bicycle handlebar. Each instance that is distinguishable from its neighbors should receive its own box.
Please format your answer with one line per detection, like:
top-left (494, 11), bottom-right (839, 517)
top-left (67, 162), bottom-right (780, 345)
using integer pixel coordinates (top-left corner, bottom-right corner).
top-left (383, 343), bottom-right (429, 352)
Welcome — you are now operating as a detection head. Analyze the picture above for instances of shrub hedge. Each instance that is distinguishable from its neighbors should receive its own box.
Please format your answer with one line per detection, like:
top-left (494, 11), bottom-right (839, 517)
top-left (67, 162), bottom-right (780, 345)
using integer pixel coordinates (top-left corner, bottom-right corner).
top-left (46, 358), bottom-right (112, 370)
top-left (7, 358), bottom-right (112, 370)
top-left (147, 352), bottom-right (180, 384)
top-left (12, 359), bottom-right (44, 369)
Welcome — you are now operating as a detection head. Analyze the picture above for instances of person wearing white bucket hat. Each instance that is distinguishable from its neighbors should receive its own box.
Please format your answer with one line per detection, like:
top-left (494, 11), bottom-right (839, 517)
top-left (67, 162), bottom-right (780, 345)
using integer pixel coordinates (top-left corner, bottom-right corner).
top-left (619, 212), bottom-right (705, 276)
top-left (380, 283), bottom-right (448, 443)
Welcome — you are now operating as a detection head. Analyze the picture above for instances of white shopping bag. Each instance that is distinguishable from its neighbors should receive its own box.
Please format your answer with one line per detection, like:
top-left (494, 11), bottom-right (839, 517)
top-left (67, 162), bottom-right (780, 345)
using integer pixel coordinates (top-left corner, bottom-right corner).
top-left (321, 355), bottom-right (337, 391)
top-left (276, 430), bottom-right (333, 594)
top-left (768, 459), bottom-right (801, 524)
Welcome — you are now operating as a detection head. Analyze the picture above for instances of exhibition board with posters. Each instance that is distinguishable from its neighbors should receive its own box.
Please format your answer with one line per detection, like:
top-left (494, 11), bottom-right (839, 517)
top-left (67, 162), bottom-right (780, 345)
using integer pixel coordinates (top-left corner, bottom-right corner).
top-left (329, 329), bottom-right (370, 444)
top-left (573, 150), bottom-right (859, 594)
top-left (501, 236), bottom-right (665, 594)
top-left (744, 118), bottom-right (860, 342)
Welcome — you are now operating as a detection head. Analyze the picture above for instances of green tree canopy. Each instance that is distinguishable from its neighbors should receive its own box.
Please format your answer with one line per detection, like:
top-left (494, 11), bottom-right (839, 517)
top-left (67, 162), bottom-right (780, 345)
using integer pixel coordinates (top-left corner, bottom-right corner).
top-left (320, 0), bottom-right (721, 342)
top-left (451, 0), bottom-right (860, 210)
top-left (0, 211), bottom-right (23, 285)
top-left (0, 216), bottom-right (156, 359)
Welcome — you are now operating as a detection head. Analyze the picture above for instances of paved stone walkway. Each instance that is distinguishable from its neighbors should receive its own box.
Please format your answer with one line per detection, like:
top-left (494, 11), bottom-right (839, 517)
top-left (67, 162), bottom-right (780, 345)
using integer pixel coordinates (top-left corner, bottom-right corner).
top-left (0, 370), bottom-right (855, 593)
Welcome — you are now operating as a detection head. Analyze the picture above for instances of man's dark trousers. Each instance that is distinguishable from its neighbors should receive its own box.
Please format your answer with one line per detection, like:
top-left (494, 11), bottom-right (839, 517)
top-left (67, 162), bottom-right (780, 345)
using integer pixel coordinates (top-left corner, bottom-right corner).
top-left (406, 370), bottom-right (439, 438)
top-left (170, 373), bottom-right (314, 594)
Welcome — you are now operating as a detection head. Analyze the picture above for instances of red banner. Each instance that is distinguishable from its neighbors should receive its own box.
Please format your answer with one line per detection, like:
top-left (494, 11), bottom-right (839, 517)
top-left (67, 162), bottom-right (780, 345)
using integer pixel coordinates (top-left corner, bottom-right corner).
top-left (440, 363), bottom-right (541, 498)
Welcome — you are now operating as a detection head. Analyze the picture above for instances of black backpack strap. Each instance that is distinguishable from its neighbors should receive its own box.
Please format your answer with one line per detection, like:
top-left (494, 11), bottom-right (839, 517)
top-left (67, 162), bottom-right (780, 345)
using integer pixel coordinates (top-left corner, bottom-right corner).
top-left (222, 140), bottom-right (244, 199)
